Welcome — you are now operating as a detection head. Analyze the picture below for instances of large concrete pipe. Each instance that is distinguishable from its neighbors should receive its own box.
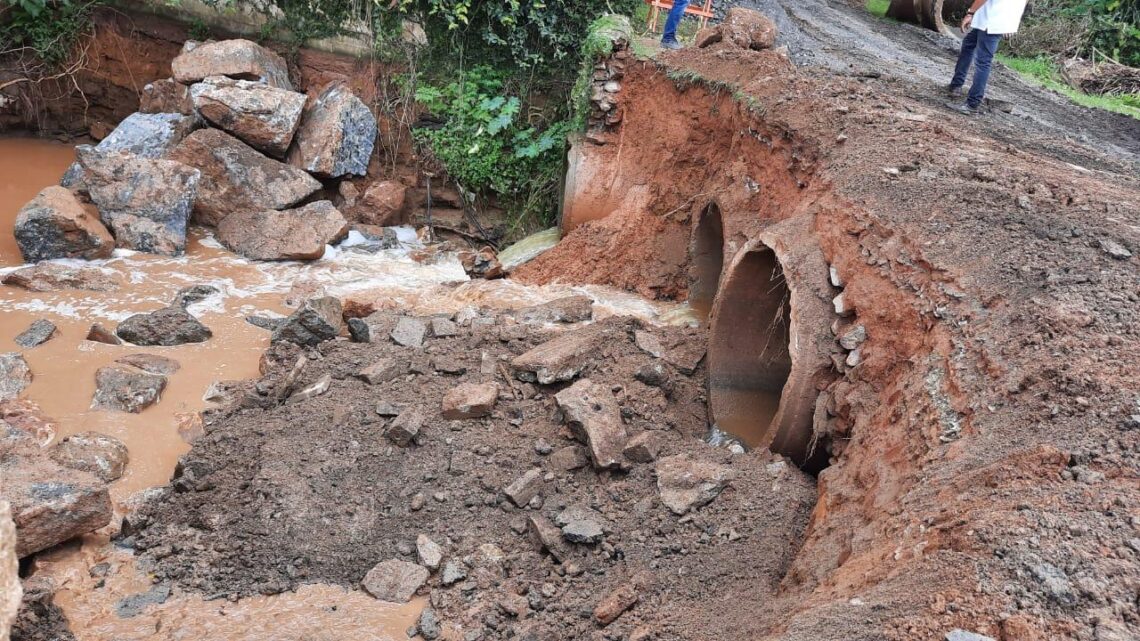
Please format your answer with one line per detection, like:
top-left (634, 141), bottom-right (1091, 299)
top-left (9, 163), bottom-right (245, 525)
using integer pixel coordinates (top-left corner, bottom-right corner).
top-left (886, 0), bottom-right (973, 35)
top-left (689, 203), bottom-right (725, 322)
top-left (707, 215), bottom-right (835, 467)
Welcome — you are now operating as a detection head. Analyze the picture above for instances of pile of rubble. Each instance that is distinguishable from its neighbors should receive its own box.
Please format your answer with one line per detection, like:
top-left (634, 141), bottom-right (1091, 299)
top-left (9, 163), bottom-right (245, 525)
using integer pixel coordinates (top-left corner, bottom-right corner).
top-left (13, 39), bottom-right (378, 262)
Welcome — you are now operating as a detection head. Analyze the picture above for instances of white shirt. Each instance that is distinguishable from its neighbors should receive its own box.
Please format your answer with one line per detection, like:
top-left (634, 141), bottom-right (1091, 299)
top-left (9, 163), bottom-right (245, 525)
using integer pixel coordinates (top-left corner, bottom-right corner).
top-left (971, 0), bottom-right (1029, 35)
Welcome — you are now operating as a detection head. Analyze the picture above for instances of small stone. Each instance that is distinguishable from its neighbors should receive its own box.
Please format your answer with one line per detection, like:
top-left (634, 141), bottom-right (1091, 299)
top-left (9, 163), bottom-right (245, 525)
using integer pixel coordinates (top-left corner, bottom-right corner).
top-left (533, 438), bottom-right (553, 455)
top-left (1099, 239), bottom-right (1132, 260)
top-left (417, 608), bottom-right (441, 640)
top-left (845, 348), bottom-right (862, 368)
top-left (362, 559), bottom-right (429, 603)
top-left (547, 445), bottom-right (588, 472)
top-left (432, 357), bottom-right (467, 375)
top-left (416, 534), bottom-right (443, 571)
top-left (356, 358), bottom-right (406, 385)
top-left (0, 353), bottom-right (33, 402)
top-left (390, 317), bottom-right (427, 348)
top-left (387, 406), bottom-right (424, 447)
top-left (91, 365), bottom-right (167, 413)
top-left (376, 402), bottom-right (404, 417)
top-left (272, 297), bottom-right (343, 346)
top-left (246, 316), bottom-right (282, 331)
top-left (832, 292), bottom-right (854, 316)
top-left (633, 362), bottom-right (668, 388)
top-left (441, 382), bottom-right (498, 420)
top-left (410, 493), bottom-right (425, 511)
top-left (561, 519), bottom-right (604, 544)
top-left (287, 374), bottom-right (332, 404)
top-left (838, 324), bottom-right (866, 350)
top-left (527, 515), bottom-right (570, 562)
top-left (593, 583), bottom-right (639, 626)
top-left (114, 354), bottom-right (181, 376)
top-left (633, 331), bottom-right (664, 358)
top-left (172, 284), bottom-right (220, 308)
top-left (623, 432), bottom-right (660, 463)
top-left (503, 468), bottom-right (543, 508)
top-left (85, 323), bottom-right (122, 345)
top-left (14, 320), bottom-right (57, 349)
top-left (440, 560), bottom-right (467, 585)
top-left (828, 265), bottom-right (843, 288)
top-left (48, 432), bottom-right (129, 482)
top-left (429, 317), bottom-right (458, 338)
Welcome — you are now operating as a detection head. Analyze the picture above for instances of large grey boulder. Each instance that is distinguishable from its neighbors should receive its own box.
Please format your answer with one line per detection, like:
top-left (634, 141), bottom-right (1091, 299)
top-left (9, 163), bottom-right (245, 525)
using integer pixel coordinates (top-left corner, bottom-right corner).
top-left (190, 77), bottom-right (306, 157)
top-left (1, 449), bottom-right (113, 558)
top-left (78, 148), bottom-right (200, 256)
top-left (171, 39), bottom-right (292, 90)
top-left (217, 201), bottom-right (348, 261)
top-left (60, 112), bottom-right (200, 190)
top-left (167, 128), bottom-right (321, 227)
top-left (13, 186), bottom-right (114, 262)
top-left (288, 83), bottom-right (377, 178)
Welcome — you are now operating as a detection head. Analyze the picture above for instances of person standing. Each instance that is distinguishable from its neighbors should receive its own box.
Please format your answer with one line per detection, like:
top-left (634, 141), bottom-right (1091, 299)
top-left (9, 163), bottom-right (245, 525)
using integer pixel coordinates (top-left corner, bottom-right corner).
top-left (661, 0), bottom-right (690, 50)
top-left (946, 0), bottom-right (1029, 114)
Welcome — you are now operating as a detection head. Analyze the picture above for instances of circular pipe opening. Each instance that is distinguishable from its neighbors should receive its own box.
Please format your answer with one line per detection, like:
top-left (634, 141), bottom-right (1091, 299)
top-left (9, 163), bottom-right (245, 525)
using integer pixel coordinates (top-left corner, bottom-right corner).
top-left (689, 203), bottom-right (724, 322)
top-left (708, 245), bottom-right (791, 451)
top-left (886, 0), bottom-right (973, 34)
top-left (707, 221), bottom-right (835, 470)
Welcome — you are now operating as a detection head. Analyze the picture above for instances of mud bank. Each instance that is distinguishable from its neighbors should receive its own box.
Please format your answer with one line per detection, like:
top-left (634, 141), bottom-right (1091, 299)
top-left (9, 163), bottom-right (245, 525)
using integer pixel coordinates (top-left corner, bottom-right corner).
top-left (518, 30), bottom-right (1140, 641)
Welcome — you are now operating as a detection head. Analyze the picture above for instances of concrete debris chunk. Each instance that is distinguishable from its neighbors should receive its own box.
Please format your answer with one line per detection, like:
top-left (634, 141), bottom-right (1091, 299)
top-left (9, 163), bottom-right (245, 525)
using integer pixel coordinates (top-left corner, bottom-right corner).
top-left (512, 327), bottom-right (602, 384)
top-left (555, 379), bottom-right (627, 469)
top-left (503, 468), bottom-right (543, 507)
top-left (441, 382), bottom-right (498, 420)
top-left (362, 559), bottom-right (429, 603)
top-left (655, 455), bottom-right (737, 515)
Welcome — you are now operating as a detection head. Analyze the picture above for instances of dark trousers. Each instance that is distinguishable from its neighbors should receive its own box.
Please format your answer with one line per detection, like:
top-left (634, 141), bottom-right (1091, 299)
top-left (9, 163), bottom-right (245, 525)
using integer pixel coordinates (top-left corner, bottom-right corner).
top-left (950, 28), bottom-right (1003, 108)
top-left (663, 0), bottom-right (690, 43)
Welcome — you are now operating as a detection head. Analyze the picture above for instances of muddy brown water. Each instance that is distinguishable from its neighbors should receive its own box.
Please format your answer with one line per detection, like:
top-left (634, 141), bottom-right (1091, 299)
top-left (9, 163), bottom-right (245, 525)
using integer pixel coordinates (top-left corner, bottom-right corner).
top-left (0, 136), bottom-right (708, 638)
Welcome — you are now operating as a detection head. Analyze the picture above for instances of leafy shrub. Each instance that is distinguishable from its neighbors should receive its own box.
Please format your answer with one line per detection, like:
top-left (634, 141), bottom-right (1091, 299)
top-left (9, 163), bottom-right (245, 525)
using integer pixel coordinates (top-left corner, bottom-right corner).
top-left (0, 0), bottom-right (101, 66)
top-left (1009, 0), bottom-right (1140, 66)
top-left (412, 66), bottom-right (571, 231)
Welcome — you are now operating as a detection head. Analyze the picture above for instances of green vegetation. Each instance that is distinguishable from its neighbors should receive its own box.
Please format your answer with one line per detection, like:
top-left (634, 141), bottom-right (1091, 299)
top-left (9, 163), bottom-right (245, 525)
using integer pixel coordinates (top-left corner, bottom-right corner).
top-left (0, 0), bottom-right (102, 65)
top-left (1007, 0), bottom-right (1139, 65)
top-left (997, 53), bottom-right (1140, 117)
top-left (865, 0), bottom-right (891, 19)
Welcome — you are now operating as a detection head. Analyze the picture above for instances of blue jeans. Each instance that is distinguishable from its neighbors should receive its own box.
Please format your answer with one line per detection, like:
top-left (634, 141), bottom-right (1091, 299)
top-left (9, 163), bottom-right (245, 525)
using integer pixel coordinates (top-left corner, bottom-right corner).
top-left (663, 0), bottom-right (690, 43)
top-left (950, 28), bottom-right (1002, 108)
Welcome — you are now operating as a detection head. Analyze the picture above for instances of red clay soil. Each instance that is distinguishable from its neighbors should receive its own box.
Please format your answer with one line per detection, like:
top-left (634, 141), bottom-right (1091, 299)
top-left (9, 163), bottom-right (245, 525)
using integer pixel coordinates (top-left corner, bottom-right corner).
top-left (515, 40), bottom-right (1140, 641)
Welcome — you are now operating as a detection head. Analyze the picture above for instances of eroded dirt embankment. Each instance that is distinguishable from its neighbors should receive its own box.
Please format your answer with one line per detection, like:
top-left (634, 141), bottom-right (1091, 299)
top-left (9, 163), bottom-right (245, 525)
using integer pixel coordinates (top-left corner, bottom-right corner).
top-left (517, 42), bottom-right (1140, 640)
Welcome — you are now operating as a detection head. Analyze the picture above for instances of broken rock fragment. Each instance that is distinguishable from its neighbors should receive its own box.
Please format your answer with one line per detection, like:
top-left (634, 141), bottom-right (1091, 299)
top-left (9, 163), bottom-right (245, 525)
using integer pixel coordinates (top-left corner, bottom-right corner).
top-left (513, 295), bottom-right (594, 324)
top-left (655, 455), bottom-right (737, 515)
top-left (416, 534), bottom-right (443, 571)
top-left (14, 319), bottom-right (57, 349)
top-left (91, 365), bottom-right (167, 413)
top-left (13, 186), bottom-right (114, 262)
top-left (116, 306), bottom-right (212, 346)
top-left (0, 354), bottom-right (33, 402)
top-left (527, 515), bottom-right (570, 562)
top-left (441, 382), bottom-right (498, 420)
top-left (511, 327), bottom-right (602, 384)
top-left (386, 406), bottom-right (423, 447)
top-left (171, 39), bottom-right (292, 90)
top-left (48, 432), bottom-right (129, 482)
top-left (139, 78), bottom-right (194, 115)
top-left (594, 583), bottom-right (639, 626)
top-left (217, 201), bottom-right (348, 261)
top-left (2, 450), bottom-right (113, 557)
top-left (356, 358), bottom-right (406, 385)
top-left (288, 83), bottom-right (377, 178)
top-left (166, 128), bottom-right (321, 227)
top-left (190, 76), bottom-right (305, 157)
top-left (555, 379), bottom-right (627, 469)
top-left (389, 316), bottom-right (427, 348)
top-left (78, 148), bottom-right (201, 256)
top-left (271, 297), bottom-right (343, 346)
top-left (623, 432), bottom-right (660, 463)
top-left (86, 323), bottom-right (122, 345)
top-left (362, 559), bottom-right (429, 603)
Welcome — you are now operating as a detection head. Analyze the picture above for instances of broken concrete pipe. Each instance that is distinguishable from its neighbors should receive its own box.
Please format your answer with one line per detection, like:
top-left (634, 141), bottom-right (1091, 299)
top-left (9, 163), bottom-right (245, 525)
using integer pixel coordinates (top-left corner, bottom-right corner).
top-left (707, 215), bottom-right (835, 468)
top-left (886, 0), bottom-right (973, 36)
top-left (688, 202), bottom-right (725, 322)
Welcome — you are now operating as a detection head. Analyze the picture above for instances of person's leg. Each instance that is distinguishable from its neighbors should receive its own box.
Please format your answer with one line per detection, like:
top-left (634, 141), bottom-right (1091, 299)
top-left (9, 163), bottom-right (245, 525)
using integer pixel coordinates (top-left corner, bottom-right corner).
top-left (662, 0), bottom-right (691, 44)
top-left (967, 31), bottom-right (1002, 108)
top-left (949, 28), bottom-right (979, 90)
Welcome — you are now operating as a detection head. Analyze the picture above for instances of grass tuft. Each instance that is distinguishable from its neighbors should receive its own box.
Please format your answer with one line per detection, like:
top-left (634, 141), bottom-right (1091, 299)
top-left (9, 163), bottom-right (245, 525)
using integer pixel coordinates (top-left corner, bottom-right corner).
top-left (997, 54), bottom-right (1140, 120)
top-left (866, 0), bottom-right (891, 18)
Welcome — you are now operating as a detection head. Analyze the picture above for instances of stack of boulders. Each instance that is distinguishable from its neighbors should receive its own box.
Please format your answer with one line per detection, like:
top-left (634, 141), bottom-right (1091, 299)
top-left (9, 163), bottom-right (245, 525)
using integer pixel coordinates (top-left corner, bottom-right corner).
top-left (585, 19), bottom-right (632, 135)
top-left (13, 39), bottom-right (379, 262)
